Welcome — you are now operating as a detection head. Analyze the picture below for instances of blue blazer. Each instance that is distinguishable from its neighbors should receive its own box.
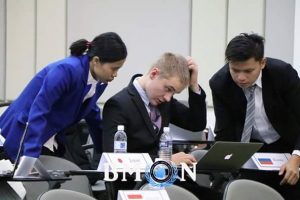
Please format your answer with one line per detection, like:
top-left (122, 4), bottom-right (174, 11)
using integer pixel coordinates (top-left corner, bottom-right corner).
top-left (0, 55), bottom-right (107, 160)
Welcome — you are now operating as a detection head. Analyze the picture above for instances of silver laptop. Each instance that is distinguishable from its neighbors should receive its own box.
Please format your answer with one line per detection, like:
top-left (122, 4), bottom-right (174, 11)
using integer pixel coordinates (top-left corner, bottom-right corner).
top-left (0, 123), bottom-right (69, 181)
top-left (0, 123), bottom-right (29, 178)
top-left (197, 141), bottom-right (263, 171)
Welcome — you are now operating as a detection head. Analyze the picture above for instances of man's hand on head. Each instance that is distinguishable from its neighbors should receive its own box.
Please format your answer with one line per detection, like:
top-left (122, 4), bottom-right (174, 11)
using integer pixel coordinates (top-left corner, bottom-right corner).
top-left (186, 56), bottom-right (200, 93)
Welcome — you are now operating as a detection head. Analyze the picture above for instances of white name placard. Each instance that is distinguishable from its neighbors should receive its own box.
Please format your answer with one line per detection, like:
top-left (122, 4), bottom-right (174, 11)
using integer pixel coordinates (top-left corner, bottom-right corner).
top-left (251, 153), bottom-right (291, 171)
top-left (97, 153), bottom-right (153, 172)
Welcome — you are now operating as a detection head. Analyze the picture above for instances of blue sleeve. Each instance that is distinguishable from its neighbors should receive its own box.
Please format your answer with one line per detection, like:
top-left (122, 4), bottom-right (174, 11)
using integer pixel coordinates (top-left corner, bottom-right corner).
top-left (84, 104), bottom-right (103, 153)
top-left (24, 65), bottom-right (75, 157)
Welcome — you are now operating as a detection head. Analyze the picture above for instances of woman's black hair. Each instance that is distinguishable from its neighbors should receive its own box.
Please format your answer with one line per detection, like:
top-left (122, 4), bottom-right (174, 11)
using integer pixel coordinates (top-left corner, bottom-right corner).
top-left (69, 32), bottom-right (127, 63)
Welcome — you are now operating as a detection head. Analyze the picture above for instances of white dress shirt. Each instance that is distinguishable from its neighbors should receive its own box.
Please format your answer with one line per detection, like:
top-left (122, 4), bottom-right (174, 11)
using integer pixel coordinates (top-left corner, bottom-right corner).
top-left (246, 72), bottom-right (299, 156)
top-left (245, 72), bottom-right (280, 144)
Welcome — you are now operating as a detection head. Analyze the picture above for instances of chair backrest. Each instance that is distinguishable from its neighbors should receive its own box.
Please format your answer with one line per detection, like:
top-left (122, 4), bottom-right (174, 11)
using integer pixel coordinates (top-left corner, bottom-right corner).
top-left (223, 179), bottom-right (284, 200)
top-left (23, 155), bottom-right (92, 200)
top-left (140, 184), bottom-right (199, 200)
top-left (38, 189), bottom-right (96, 200)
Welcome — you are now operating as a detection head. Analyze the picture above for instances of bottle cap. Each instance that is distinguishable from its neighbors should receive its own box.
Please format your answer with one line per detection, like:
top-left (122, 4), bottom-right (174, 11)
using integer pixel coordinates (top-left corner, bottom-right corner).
top-left (117, 125), bottom-right (124, 131)
top-left (163, 127), bottom-right (170, 133)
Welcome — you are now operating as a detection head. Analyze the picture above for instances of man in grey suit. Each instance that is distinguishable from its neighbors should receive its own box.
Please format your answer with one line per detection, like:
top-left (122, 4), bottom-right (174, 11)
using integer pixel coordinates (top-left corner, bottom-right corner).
top-left (210, 33), bottom-right (300, 199)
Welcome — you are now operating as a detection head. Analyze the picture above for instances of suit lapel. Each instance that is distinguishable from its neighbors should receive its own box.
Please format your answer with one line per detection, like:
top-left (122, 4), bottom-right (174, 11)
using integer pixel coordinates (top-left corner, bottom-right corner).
top-left (229, 79), bottom-right (247, 140)
top-left (127, 79), bottom-right (159, 138)
top-left (261, 67), bottom-right (277, 120)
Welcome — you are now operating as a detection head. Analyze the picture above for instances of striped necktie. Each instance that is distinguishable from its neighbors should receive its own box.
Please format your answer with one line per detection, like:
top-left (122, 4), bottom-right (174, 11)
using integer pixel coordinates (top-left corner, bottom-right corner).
top-left (149, 104), bottom-right (162, 134)
top-left (241, 85), bottom-right (256, 142)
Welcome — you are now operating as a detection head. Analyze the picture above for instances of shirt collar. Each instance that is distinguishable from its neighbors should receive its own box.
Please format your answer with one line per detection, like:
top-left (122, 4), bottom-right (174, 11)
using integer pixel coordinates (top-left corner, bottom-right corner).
top-left (133, 77), bottom-right (150, 107)
top-left (254, 70), bottom-right (262, 88)
top-left (87, 69), bottom-right (100, 85)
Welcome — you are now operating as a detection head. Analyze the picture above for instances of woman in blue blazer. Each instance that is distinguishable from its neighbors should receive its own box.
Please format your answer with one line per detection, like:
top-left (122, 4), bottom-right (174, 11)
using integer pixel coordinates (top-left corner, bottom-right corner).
top-left (0, 32), bottom-right (127, 176)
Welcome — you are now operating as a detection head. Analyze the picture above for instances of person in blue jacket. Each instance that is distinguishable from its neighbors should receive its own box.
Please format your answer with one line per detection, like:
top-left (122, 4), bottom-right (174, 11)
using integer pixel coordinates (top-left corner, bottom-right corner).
top-left (0, 32), bottom-right (127, 176)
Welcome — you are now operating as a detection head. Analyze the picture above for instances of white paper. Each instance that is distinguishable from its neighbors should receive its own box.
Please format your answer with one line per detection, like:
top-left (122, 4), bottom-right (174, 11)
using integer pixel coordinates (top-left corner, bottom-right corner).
top-left (0, 159), bottom-right (13, 171)
top-left (207, 126), bottom-right (215, 141)
top-left (251, 153), bottom-right (291, 171)
top-left (98, 153), bottom-right (153, 172)
top-left (117, 190), bottom-right (170, 200)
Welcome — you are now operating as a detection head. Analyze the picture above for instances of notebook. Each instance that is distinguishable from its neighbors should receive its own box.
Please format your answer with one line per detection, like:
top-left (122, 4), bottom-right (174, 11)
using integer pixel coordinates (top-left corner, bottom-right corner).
top-left (196, 141), bottom-right (263, 171)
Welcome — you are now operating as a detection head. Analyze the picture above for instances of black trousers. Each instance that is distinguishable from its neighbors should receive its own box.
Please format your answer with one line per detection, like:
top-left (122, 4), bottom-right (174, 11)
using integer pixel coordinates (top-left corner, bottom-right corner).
top-left (240, 138), bottom-right (300, 200)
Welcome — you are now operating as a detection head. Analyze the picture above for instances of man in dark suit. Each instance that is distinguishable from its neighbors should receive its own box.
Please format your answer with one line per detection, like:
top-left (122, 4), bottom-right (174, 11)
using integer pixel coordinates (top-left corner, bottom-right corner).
top-left (210, 33), bottom-right (300, 199)
top-left (102, 53), bottom-right (207, 198)
top-left (102, 52), bottom-right (206, 163)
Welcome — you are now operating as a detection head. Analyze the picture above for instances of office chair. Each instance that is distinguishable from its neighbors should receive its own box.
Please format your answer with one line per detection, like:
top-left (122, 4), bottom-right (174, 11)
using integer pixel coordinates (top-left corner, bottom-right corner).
top-left (37, 189), bottom-right (97, 200)
top-left (22, 155), bottom-right (92, 200)
top-left (223, 179), bottom-right (284, 200)
top-left (140, 184), bottom-right (199, 200)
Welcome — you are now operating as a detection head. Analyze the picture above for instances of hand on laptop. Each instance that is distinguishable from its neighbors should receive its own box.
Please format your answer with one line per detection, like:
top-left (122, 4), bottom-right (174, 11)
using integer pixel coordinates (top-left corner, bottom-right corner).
top-left (279, 155), bottom-right (300, 185)
top-left (171, 152), bottom-right (197, 166)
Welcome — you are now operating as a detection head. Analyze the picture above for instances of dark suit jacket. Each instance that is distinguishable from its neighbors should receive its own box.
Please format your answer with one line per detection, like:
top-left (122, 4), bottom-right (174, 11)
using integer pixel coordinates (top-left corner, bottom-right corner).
top-left (102, 74), bottom-right (207, 158)
top-left (209, 57), bottom-right (300, 151)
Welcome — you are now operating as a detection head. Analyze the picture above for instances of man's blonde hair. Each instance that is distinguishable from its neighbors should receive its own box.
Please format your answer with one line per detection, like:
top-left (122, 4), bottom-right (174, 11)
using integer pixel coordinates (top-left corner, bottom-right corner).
top-left (149, 52), bottom-right (190, 87)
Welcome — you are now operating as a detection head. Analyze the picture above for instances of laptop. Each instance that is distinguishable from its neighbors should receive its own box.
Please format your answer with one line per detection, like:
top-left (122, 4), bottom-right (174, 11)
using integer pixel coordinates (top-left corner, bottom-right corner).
top-left (0, 123), bottom-right (29, 178)
top-left (0, 123), bottom-right (70, 181)
top-left (196, 141), bottom-right (263, 171)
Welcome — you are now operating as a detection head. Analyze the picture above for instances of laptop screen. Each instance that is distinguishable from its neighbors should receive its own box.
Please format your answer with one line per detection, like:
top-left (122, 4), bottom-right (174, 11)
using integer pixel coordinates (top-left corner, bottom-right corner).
top-left (196, 141), bottom-right (263, 171)
top-left (0, 122), bottom-right (29, 177)
top-left (12, 122), bottom-right (29, 175)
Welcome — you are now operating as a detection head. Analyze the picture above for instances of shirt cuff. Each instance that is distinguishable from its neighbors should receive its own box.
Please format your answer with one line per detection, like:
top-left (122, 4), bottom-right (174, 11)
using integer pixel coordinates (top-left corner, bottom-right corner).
top-left (292, 150), bottom-right (300, 157)
top-left (190, 85), bottom-right (201, 95)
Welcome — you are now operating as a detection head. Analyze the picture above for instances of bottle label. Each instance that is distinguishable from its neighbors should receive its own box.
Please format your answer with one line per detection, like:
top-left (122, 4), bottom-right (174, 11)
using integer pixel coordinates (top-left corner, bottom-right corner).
top-left (159, 141), bottom-right (169, 148)
top-left (114, 141), bottom-right (127, 151)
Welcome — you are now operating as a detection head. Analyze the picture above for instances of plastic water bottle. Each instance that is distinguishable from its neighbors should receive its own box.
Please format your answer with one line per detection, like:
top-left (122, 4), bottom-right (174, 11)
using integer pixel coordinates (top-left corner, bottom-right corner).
top-left (114, 125), bottom-right (127, 153)
top-left (158, 127), bottom-right (172, 162)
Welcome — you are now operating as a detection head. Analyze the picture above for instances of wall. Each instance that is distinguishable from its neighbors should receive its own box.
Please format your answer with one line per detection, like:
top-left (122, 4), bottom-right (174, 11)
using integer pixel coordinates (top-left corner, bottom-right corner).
top-left (0, 0), bottom-right (299, 106)
top-left (294, 0), bottom-right (300, 73)
top-left (67, 0), bottom-right (192, 101)
top-left (0, 0), bottom-right (5, 100)
top-left (192, 0), bottom-right (265, 105)
top-left (265, 0), bottom-right (295, 64)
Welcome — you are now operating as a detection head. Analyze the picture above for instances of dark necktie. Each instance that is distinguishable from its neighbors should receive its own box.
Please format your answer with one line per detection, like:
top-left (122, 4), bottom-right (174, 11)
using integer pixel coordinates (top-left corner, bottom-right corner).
top-left (241, 85), bottom-right (256, 142)
top-left (149, 104), bottom-right (162, 134)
